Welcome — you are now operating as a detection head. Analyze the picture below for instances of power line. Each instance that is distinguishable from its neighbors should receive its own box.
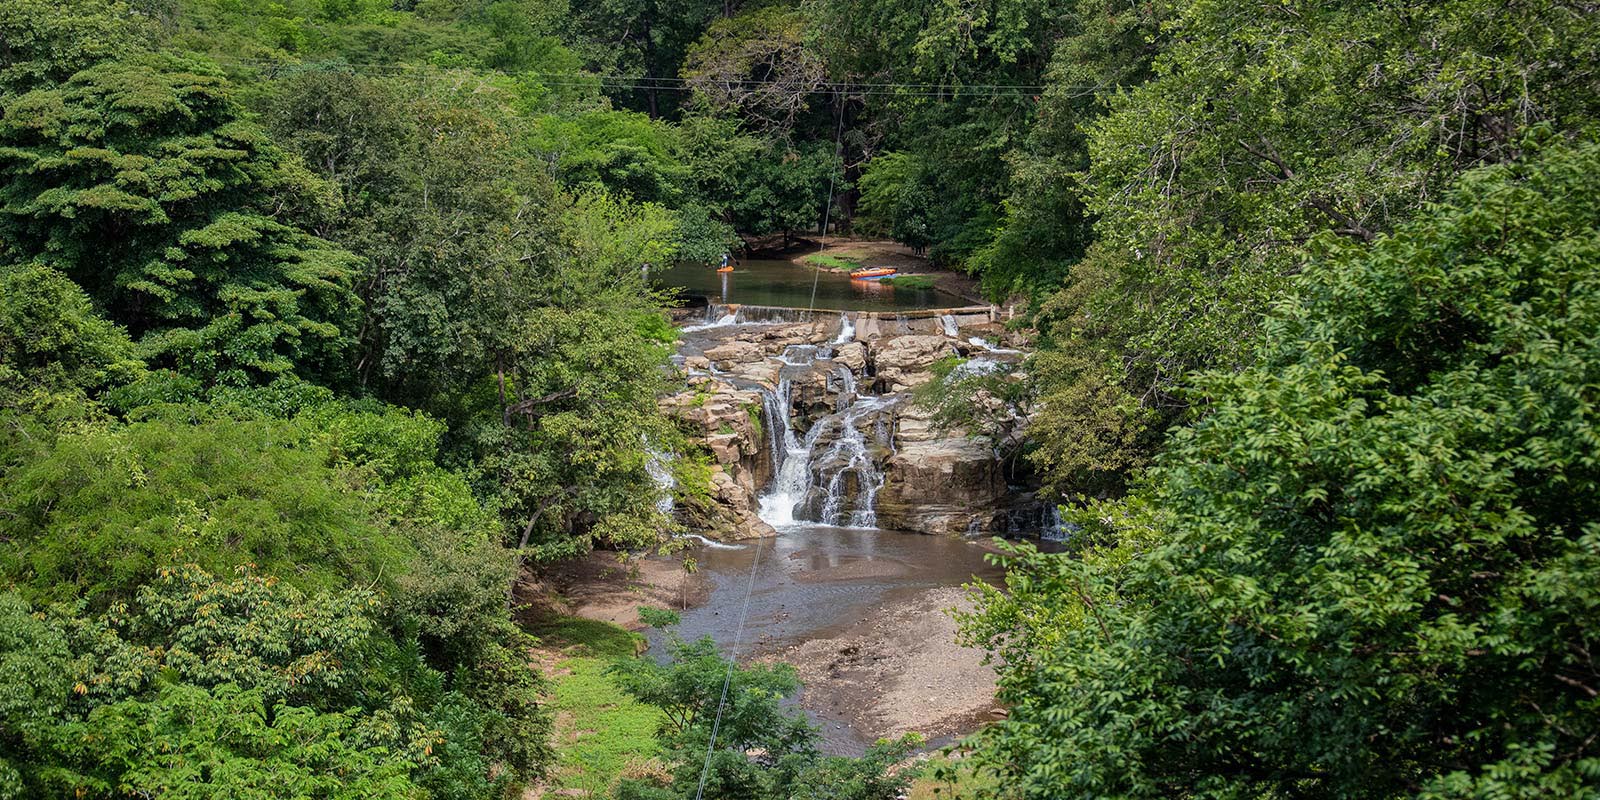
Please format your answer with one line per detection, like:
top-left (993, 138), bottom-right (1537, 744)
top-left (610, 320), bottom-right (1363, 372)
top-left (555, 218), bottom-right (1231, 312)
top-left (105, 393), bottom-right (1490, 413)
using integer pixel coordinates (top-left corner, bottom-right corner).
top-left (204, 55), bottom-right (1111, 97)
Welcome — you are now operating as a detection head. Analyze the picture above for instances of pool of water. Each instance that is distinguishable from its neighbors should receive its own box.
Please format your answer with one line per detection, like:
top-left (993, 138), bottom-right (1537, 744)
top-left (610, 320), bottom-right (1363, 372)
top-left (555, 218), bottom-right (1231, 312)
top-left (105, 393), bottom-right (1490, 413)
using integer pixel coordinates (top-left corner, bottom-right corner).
top-left (644, 526), bottom-right (1004, 754)
top-left (656, 259), bottom-right (962, 311)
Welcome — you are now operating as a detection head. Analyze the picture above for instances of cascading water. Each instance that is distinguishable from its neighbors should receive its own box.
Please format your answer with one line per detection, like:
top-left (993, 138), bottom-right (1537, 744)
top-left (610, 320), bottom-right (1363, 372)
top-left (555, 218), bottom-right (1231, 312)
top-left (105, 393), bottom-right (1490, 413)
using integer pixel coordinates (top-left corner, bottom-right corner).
top-left (939, 314), bottom-right (959, 338)
top-left (683, 305), bottom-right (738, 332)
top-left (834, 313), bottom-right (855, 344)
top-left (644, 443), bottom-right (677, 514)
top-left (756, 344), bottom-right (894, 529)
top-left (968, 335), bottom-right (1021, 355)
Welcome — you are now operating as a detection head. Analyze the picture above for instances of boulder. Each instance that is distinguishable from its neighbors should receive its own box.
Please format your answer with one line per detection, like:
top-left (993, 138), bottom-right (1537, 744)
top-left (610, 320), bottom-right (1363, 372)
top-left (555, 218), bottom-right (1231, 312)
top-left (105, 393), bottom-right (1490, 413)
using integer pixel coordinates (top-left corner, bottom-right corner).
top-left (833, 342), bottom-right (867, 372)
top-left (704, 340), bottom-right (763, 368)
top-left (873, 335), bottom-right (957, 391)
top-left (875, 437), bottom-right (1007, 536)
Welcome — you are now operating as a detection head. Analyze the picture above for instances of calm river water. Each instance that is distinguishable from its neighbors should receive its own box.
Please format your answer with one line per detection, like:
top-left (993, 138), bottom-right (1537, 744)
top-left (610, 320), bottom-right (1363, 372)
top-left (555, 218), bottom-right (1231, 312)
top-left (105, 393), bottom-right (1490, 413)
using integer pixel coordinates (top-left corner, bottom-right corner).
top-left (656, 259), bottom-right (962, 311)
top-left (644, 526), bottom-right (1006, 754)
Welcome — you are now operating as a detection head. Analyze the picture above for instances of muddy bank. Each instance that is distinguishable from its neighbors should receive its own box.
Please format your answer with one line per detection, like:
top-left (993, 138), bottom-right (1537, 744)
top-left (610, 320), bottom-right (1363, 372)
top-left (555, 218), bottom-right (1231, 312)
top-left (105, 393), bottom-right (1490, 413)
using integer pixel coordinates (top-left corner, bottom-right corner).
top-left (764, 585), bottom-right (1004, 745)
top-left (520, 550), bottom-right (709, 631)
top-left (528, 530), bottom-right (1005, 755)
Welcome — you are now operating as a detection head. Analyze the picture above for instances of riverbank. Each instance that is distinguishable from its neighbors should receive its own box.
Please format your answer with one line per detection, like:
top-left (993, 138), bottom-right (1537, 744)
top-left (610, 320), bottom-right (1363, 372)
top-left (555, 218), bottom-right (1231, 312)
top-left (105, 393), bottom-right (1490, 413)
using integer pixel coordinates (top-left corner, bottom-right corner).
top-left (763, 584), bottom-right (1004, 744)
top-left (749, 236), bottom-right (988, 306)
top-left (523, 532), bottom-right (1005, 756)
top-left (520, 550), bottom-right (709, 630)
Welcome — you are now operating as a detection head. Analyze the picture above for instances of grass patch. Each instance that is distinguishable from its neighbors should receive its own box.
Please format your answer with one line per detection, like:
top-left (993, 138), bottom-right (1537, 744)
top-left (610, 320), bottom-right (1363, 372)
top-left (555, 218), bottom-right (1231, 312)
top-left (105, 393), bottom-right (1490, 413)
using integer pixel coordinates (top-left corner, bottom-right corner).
top-left (531, 616), bottom-right (664, 795)
top-left (907, 754), bottom-right (1002, 799)
top-left (880, 274), bottom-right (938, 290)
top-left (799, 253), bottom-right (863, 271)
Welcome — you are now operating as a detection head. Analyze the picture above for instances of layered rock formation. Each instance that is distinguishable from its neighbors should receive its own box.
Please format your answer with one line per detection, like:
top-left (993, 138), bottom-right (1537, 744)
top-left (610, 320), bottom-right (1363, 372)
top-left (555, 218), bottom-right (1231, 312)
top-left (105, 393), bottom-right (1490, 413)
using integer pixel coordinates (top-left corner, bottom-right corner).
top-left (663, 307), bottom-right (1036, 537)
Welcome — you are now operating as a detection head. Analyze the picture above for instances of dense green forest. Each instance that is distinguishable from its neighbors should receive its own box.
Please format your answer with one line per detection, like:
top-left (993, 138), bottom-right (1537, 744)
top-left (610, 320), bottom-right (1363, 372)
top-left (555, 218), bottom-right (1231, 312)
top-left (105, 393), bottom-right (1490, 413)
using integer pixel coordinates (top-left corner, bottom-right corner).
top-left (1, 0), bottom-right (1597, 797)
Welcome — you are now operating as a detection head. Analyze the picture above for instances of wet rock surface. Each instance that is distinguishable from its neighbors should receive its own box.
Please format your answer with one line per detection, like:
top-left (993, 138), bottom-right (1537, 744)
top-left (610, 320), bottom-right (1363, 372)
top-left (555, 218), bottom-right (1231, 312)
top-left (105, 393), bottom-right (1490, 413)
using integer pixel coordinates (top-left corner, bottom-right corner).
top-left (664, 306), bottom-right (1036, 537)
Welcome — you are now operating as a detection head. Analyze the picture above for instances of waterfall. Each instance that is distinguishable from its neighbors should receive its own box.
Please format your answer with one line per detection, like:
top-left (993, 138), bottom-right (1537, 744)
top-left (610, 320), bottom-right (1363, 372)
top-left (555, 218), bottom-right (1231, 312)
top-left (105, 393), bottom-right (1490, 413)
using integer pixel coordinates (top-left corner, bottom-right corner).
top-left (950, 356), bottom-right (1006, 379)
top-left (683, 305), bottom-right (738, 332)
top-left (834, 313), bottom-right (855, 344)
top-left (755, 347), bottom-right (894, 529)
top-left (968, 335), bottom-right (1022, 355)
top-left (1041, 506), bottom-right (1076, 543)
top-left (644, 443), bottom-right (677, 514)
top-left (939, 314), bottom-right (959, 338)
top-left (814, 397), bottom-right (892, 527)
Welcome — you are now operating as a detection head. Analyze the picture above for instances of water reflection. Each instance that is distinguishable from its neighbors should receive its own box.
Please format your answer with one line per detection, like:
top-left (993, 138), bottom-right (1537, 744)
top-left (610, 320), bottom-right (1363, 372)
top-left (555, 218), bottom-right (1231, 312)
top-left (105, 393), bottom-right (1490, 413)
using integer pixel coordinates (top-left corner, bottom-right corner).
top-left (659, 260), bottom-right (959, 312)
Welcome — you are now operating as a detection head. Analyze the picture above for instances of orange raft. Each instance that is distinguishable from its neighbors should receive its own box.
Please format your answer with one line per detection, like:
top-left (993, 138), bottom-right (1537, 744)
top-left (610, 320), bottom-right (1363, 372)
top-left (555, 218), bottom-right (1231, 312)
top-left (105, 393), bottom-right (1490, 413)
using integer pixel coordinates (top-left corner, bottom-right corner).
top-left (716, 265), bottom-right (735, 273)
top-left (848, 267), bottom-right (897, 280)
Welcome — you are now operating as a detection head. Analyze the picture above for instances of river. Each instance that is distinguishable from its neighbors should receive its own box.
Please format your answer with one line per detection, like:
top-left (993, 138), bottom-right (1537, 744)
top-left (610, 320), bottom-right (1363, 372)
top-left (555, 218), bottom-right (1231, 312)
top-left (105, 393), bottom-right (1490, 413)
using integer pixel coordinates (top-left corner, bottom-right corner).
top-left (648, 526), bottom-right (1006, 755)
top-left (656, 259), bottom-right (963, 311)
top-left (640, 269), bottom-right (1037, 755)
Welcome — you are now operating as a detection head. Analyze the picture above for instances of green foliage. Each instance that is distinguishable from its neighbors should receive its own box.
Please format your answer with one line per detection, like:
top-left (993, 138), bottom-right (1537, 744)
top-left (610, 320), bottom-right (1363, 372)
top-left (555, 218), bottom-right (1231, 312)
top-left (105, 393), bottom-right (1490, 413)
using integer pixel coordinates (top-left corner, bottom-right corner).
top-left (963, 141), bottom-right (1600, 798)
top-left (682, 7), bottom-right (823, 135)
top-left (610, 631), bottom-right (919, 800)
top-left (970, 0), bottom-right (1164, 298)
top-left (856, 151), bottom-right (933, 253)
top-left (637, 607), bottom-right (682, 629)
top-left (0, 0), bottom-right (147, 97)
top-left (0, 55), bottom-right (361, 385)
top-left (530, 109), bottom-right (690, 205)
top-left (877, 275), bottom-right (935, 290)
top-left (799, 253), bottom-right (862, 271)
top-left (726, 138), bottom-right (844, 243)
top-left (0, 410), bottom-right (406, 605)
top-left (531, 616), bottom-right (662, 795)
top-left (1023, 0), bottom-right (1600, 492)
top-left (0, 568), bottom-right (440, 799)
top-left (0, 262), bottom-right (144, 398)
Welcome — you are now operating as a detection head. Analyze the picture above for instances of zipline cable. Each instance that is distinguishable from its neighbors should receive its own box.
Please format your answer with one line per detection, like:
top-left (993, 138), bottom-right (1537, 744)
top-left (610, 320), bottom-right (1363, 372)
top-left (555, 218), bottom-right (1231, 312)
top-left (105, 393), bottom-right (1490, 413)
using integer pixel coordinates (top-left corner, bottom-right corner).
top-left (691, 533), bottom-right (765, 800)
top-left (692, 87), bottom-right (845, 800)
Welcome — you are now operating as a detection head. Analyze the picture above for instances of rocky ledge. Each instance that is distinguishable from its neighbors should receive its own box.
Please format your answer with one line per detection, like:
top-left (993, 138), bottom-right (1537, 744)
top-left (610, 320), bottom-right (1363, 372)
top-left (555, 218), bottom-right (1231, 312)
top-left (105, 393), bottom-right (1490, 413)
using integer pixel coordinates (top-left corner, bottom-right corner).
top-left (662, 308), bottom-right (1037, 537)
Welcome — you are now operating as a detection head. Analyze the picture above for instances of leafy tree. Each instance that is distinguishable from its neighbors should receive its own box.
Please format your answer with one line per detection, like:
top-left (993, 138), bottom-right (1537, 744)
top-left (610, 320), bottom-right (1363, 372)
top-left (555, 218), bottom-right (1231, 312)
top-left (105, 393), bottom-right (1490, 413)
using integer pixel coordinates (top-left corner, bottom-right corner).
top-left (529, 109), bottom-right (691, 204)
top-left (0, 55), bottom-right (361, 385)
top-left (855, 151), bottom-right (933, 254)
top-left (567, 0), bottom-right (726, 118)
top-left (969, 0), bottom-right (1164, 298)
top-left (806, 0), bottom-right (1067, 264)
top-left (0, 569), bottom-right (444, 799)
top-left (1025, 0), bottom-right (1600, 491)
top-left (610, 632), bottom-right (918, 800)
top-left (0, 408), bottom-right (407, 605)
top-left (727, 138), bottom-right (843, 247)
top-left (0, 262), bottom-right (143, 399)
top-left (0, 0), bottom-right (146, 98)
top-left (963, 140), bottom-right (1600, 798)
top-left (682, 7), bottom-right (825, 135)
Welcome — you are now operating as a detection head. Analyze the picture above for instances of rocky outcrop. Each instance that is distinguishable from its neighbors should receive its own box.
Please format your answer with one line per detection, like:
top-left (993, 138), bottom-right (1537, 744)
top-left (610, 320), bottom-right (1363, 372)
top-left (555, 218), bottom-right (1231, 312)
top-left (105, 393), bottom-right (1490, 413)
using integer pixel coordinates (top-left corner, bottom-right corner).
top-left (665, 310), bottom-right (1037, 538)
top-left (660, 381), bottom-right (774, 539)
top-left (872, 335), bottom-right (958, 392)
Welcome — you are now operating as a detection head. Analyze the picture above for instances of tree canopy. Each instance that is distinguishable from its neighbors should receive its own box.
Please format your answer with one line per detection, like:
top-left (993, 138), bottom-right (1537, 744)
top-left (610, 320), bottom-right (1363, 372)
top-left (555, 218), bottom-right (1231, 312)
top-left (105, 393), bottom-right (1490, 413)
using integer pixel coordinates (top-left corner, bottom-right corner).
top-left (963, 138), bottom-right (1600, 799)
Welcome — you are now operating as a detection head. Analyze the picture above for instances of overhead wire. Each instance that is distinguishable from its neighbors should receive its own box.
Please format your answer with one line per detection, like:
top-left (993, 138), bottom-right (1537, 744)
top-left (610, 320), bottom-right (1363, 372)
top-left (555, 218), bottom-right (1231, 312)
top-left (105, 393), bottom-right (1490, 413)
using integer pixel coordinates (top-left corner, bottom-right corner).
top-left (202, 55), bottom-right (1111, 97)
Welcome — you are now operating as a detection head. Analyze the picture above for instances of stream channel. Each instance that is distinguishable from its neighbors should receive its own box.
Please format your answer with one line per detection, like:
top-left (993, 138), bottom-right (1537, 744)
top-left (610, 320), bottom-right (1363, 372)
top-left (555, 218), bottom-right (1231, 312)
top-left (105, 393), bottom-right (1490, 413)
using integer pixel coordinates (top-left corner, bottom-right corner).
top-left (645, 259), bottom-right (1015, 755)
top-left (656, 259), bottom-right (963, 311)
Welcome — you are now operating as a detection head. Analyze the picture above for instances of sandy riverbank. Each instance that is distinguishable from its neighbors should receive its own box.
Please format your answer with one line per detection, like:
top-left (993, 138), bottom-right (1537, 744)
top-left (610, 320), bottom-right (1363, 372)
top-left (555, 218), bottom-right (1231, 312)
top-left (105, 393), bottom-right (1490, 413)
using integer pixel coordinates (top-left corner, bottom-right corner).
top-left (761, 585), bottom-right (1003, 743)
top-left (522, 547), bottom-right (1004, 747)
top-left (520, 550), bottom-right (710, 630)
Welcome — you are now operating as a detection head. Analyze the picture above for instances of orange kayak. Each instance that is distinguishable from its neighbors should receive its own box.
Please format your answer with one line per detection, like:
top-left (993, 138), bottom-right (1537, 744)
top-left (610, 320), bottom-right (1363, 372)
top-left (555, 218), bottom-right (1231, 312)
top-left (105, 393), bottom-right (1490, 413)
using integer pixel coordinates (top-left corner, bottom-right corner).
top-left (849, 267), bottom-right (896, 280)
top-left (717, 265), bottom-right (734, 273)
